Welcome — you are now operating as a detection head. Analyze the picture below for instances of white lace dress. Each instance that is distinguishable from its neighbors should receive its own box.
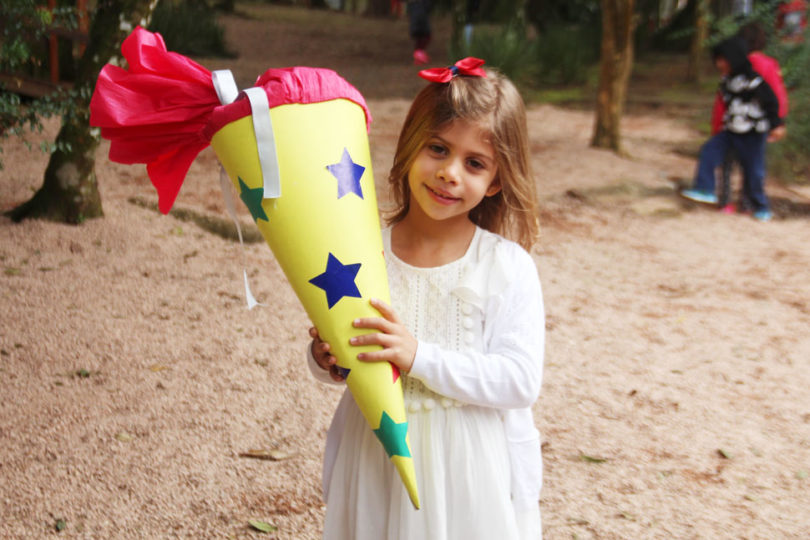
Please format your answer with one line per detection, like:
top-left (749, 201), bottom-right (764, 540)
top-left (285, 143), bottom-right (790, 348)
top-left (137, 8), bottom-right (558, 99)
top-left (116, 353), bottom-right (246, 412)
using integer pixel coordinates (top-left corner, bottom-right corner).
top-left (315, 227), bottom-right (544, 540)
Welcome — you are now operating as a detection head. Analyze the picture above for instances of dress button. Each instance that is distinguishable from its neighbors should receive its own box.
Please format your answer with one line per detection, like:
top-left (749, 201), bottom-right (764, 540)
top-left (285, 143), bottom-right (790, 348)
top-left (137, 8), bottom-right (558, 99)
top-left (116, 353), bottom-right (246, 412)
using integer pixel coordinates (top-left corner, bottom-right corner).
top-left (440, 397), bottom-right (453, 408)
top-left (464, 331), bottom-right (475, 344)
top-left (462, 316), bottom-right (474, 329)
top-left (409, 401), bottom-right (421, 413)
top-left (461, 303), bottom-right (473, 315)
top-left (423, 398), bottom-right (435, 411)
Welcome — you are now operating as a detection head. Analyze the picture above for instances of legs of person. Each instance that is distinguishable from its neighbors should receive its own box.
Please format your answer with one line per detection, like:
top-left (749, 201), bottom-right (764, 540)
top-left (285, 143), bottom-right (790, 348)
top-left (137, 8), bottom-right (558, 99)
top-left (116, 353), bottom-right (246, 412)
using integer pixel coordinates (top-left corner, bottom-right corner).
top-left (408, 0), bottom-right (431, 63)
top-left (733, 132), bottom-right (769, 214)
top-left (694, 132), bottom-right (729, 192)
top-left (682, 132), bottom-right (728, 204)
top-left (718, 147), bottom-right (735, 210)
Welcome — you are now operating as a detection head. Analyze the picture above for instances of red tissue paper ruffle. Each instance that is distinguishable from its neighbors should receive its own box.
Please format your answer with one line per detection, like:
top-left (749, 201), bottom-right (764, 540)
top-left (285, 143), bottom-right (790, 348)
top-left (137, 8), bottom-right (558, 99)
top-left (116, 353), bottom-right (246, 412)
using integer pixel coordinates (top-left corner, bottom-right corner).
top-left (90, 27), bottom-right (218, 214)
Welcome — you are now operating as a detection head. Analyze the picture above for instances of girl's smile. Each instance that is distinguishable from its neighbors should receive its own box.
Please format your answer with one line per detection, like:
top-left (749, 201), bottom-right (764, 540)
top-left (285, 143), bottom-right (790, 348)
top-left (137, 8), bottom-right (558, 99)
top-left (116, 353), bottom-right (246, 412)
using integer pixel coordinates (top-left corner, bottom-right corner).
top-left (424, 184), bottom-right (461, 205)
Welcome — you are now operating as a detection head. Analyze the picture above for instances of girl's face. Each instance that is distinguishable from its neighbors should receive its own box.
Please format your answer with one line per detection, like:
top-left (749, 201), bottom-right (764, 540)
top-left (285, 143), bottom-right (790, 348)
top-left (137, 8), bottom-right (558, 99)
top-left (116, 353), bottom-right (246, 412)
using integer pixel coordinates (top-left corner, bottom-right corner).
top-left (406, 118), bottom-right (500, 226)
top-left (715, 56), bottom-right (731, 76)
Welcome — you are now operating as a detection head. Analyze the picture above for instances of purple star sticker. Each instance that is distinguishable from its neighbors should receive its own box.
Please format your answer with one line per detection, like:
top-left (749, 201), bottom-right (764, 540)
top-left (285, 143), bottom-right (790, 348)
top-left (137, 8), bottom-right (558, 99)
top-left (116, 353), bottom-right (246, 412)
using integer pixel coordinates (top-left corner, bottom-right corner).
top-left (308, 253), bottom-right (362, 309)
top-left (326, 148), bottom-right (365, 199)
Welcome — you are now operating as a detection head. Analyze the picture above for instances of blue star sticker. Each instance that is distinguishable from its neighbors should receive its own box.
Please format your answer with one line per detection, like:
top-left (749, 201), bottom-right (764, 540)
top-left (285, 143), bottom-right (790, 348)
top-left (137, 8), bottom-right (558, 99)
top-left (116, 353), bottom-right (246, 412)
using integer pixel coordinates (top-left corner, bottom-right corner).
top-left (238, 177), bottom-right (268, 222)
top-left (373, 411), bottom-right (411, 458)
top-left (326, 148), bottom-right (365, 199)
top-left (308, 253), bottom-right (362, 309)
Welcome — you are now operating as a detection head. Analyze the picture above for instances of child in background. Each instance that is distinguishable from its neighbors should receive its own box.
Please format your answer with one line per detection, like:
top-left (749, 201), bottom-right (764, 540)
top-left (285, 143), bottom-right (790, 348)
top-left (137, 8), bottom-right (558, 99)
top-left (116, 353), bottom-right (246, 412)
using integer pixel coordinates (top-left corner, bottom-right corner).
top-left (308, 58), bottom-right (545, 539)
top-left (710, 22), bottom-right (789, 213)
top-left (681, 36), bottom-right (785, 221)
top-left (408, 0), bottom-right (432, 64)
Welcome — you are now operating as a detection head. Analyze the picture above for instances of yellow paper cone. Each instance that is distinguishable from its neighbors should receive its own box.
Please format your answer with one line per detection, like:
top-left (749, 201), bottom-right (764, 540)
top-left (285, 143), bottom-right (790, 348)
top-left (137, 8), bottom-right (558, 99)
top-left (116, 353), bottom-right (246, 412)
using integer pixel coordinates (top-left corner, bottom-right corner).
top-left (211, 97), bottom-right (420, 509)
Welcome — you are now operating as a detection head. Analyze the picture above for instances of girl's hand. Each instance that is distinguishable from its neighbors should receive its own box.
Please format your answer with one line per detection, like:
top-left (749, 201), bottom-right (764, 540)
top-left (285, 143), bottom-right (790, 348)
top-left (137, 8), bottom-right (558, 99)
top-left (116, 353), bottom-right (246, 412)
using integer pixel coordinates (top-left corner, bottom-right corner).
top-left (768, 125), bottom-right (786, 142)
top-left (350, 298), bottom-right (417, 373)
top-left (309, 327), bottom-right (345, 382)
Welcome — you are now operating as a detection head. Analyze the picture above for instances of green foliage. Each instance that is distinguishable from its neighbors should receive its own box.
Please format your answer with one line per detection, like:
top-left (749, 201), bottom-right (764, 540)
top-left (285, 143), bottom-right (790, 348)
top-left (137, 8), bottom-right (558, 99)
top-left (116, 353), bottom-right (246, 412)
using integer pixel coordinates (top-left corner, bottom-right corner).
top-left (0, 0), bottom-right (81, 169)
top-left (451, 20), bottom-right (536, 84)
top-left (147, 0), bottom-right (234, 58)
top-left (534, 23), bottom-right (600, 85)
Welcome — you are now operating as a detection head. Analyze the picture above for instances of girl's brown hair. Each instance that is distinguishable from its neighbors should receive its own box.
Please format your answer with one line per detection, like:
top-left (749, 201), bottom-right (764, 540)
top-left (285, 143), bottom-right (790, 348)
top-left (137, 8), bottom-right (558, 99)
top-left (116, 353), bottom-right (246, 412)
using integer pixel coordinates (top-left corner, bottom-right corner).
top-left (386, 68), bottom-right (538, 250)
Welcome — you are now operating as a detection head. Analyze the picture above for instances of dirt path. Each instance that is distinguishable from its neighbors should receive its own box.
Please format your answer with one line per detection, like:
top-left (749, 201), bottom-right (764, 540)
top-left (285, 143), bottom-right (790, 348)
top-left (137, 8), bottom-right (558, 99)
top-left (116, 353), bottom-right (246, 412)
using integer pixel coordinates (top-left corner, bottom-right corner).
top-left (2, 4), bottom-right (809, 539)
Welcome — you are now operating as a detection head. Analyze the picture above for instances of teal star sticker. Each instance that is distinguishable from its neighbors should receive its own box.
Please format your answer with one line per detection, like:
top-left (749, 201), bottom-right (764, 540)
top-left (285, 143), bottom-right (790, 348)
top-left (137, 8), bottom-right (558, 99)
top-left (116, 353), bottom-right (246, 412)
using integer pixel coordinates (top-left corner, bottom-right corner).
top-left (238, 177), bottom-right (268, 222)
top-left (373, 411), bottom-right (410, 458)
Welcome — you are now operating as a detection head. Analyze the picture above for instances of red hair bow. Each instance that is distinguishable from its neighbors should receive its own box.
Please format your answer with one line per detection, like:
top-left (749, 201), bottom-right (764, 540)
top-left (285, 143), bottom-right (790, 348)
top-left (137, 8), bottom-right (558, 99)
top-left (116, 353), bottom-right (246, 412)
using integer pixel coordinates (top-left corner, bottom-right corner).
top-left (418, 57), bottom-right (487, 83)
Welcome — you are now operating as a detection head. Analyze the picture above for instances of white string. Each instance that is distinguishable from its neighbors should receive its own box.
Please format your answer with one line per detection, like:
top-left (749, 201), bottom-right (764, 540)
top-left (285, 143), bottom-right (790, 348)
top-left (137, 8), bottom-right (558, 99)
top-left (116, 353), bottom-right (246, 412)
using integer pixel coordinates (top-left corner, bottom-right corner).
top-left (219, 165), bottom-right (260, 310)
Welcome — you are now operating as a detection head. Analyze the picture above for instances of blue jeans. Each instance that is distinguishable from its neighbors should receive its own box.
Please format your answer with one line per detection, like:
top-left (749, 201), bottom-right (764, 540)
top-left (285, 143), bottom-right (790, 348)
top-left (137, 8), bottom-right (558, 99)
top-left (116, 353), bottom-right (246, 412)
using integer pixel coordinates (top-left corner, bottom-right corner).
top-left (693, 131), bottom-right (769, 211)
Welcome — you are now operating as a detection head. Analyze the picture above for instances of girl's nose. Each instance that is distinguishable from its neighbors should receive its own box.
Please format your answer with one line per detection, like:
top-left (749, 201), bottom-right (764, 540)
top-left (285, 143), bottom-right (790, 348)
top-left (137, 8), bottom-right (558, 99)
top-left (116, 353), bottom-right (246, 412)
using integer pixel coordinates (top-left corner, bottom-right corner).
top-left (438, 159), bottom-right (461, 184)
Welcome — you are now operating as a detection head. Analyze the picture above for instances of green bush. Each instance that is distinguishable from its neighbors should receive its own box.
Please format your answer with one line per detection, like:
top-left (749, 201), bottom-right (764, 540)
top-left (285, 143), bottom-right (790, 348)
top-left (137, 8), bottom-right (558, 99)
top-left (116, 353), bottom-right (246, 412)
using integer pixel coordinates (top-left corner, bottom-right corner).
top-left (451, 21), bottom-right (536, 84)
top-left (534, 23), bottom-right (600, 85)
top-left (147, 0), bottom-right (233, 58)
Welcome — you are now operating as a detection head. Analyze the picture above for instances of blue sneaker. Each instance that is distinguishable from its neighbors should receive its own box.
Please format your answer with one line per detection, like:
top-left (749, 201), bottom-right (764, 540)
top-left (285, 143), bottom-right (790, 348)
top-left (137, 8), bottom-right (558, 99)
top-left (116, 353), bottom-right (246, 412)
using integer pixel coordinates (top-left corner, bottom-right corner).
top-left (753, 209), bottom-right (773, 222)
top-left (680, 189), bottom-right (718, 205)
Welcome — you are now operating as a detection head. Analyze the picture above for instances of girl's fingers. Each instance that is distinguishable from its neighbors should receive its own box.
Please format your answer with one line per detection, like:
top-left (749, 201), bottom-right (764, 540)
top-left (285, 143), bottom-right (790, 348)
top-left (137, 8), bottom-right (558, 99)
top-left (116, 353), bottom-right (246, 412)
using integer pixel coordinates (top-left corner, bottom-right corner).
top-left (352, 316), bottom-right (393, 332)
top-left (356, 349), bottom-right (391, 363)
top-left (369, 298), bottom-right (401, 323)
top-left (349, 331), bottom-right (392, 348)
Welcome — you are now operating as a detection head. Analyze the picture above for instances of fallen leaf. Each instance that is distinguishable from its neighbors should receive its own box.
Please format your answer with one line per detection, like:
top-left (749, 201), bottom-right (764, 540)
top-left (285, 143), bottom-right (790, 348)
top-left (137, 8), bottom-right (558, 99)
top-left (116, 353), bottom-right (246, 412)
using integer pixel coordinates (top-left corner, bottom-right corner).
top-left (248, 519), bottom-right (277, 533)
top-left (797, 470), bottom-right (808, 480)
top-left (239, 449), bottom-right (297, 461)
top-left (717, 448), bottom-right (733, 459)
top-left (149, 364), bottom-right (168, 372)
top-left (578, 453), bottom-right (607, 464)
top-left (115, 432), bottom-right (133, 442)
top-left (55, 518), bottom-right (66, 531)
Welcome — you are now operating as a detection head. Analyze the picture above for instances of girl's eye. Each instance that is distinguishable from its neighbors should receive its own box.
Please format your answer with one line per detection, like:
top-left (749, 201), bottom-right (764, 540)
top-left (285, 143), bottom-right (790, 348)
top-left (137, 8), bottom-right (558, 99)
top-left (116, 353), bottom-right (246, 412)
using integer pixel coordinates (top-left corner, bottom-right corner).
top-left (467, 158), bottom-right (485, 170)
top-left (427, 143), bottom-right (446, 155)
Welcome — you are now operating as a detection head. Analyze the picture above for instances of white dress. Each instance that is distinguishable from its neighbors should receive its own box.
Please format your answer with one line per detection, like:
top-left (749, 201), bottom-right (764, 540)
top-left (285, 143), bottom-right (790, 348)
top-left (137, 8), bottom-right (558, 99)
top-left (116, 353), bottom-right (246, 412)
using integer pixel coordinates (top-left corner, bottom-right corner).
top-left (312, 227), bottom-right (545, 540)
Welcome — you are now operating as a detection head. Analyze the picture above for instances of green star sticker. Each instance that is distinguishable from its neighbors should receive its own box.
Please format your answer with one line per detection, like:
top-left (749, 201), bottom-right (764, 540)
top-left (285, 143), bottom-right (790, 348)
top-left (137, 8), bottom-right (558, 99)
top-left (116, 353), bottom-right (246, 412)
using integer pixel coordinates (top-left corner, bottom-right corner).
top-left (238, 177), bottom-right (268, 222)
top-left (373, 411), bottom-right (410, 458)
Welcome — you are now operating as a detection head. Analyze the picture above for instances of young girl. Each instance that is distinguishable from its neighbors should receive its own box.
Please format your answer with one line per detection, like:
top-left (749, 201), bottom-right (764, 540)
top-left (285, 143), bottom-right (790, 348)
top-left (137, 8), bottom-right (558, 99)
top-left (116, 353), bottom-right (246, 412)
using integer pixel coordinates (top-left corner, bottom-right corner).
top-left (307, 58), bottom-right (545, 539)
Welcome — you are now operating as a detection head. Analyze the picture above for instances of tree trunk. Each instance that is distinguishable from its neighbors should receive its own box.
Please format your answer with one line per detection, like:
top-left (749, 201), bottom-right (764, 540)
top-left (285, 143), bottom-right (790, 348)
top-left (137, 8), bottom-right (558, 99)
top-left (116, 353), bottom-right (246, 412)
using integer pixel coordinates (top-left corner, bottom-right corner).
top-left (591, 0), bottom-right (636, 154)
top-left (686, 0), bottom-right (707, 82)
top-left (8, 0), bottom-right (157, 224)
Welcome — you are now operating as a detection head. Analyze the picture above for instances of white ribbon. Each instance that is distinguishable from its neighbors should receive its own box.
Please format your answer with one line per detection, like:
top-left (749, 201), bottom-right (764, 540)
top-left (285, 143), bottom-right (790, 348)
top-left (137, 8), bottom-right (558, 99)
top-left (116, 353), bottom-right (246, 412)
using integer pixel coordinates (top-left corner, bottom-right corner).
top-left (219, 166), bottom-right (260, 310)
top-left (243, 87), bottom-right (282, 200)
top-left (212, 69), bottom-right (238, 105)
top-left (212, 69), bottom-right (268, 310)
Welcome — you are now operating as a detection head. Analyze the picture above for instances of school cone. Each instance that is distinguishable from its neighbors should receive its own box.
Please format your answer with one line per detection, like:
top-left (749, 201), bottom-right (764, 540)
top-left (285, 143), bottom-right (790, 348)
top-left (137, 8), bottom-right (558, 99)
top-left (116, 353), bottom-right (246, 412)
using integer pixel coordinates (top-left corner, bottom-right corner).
top-left (210, 97), bottom-right (420, 509)
top-left (88, 27), bottom-right (418, 509)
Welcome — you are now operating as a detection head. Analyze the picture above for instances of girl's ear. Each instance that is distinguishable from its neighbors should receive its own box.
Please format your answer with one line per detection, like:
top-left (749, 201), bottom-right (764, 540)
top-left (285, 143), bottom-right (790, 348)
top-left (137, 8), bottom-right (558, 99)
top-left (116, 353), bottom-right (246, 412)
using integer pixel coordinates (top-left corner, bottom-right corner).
top-left (485, 178), bottom-right (502, 197)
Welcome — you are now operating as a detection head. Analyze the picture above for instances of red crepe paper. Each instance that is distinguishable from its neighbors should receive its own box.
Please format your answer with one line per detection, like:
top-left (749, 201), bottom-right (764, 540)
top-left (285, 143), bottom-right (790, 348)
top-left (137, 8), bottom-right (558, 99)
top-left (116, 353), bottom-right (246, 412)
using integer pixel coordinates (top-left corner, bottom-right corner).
top-left (418, 57), bottom-right (487, 84)
top-left (90, 27), bottom-right (218, 214)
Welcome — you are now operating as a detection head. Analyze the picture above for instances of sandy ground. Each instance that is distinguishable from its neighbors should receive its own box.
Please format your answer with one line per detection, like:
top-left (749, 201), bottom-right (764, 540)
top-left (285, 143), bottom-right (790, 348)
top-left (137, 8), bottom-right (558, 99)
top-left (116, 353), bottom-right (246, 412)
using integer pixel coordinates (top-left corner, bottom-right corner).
top-left (2, 5), bottom-right (810, 539)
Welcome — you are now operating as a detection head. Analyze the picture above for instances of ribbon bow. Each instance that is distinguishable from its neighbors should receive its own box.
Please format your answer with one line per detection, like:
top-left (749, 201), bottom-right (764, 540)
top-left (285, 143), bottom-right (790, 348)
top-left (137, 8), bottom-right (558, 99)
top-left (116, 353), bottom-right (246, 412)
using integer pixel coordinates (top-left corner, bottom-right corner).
top-left (418, 57), bottom-right (487, 83)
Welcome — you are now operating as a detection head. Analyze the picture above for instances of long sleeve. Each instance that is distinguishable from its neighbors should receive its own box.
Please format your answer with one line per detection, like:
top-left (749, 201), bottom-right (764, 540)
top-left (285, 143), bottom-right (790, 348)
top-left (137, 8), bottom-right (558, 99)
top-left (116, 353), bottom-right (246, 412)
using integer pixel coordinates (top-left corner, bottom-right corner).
top-left (408, 245), bottom-right (544, 410)
top-left (711, 91), bottom-right (726, 135)
top-left (756, 78), bottom-right (783, 130)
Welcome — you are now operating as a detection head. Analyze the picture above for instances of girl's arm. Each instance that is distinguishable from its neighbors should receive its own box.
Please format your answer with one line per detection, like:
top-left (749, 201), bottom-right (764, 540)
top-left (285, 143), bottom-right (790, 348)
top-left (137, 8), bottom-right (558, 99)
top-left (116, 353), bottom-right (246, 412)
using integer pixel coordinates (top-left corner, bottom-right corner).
top-left (352, 246), bottom-right (544, 409)
top-left (408, 248), bottom-right (544, 409)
